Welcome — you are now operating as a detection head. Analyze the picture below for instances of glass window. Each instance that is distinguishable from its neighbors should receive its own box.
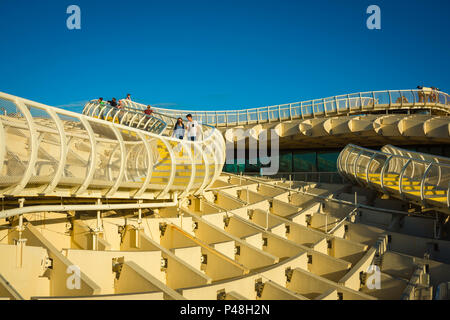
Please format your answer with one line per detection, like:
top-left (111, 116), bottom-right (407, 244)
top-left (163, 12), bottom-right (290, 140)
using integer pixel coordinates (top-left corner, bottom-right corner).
top-left (245, 157), bottom-right (260, 173)
top-left (279, 152), bottom-right (293, 173)
top-left (293, 152), bottom-right (317, 172)
top-left (317, 152), bottom-right (339, 172)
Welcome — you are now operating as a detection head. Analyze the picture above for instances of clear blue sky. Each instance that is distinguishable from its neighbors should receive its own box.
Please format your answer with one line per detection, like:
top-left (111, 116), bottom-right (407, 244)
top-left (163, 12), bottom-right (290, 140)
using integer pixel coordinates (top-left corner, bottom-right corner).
top-left (0, 0), bottom-right (449, 113)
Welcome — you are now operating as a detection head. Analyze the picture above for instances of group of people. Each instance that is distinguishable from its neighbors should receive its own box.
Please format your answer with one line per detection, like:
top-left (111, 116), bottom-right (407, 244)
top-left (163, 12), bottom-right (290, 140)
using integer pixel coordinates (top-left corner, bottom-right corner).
top-left (96, 94), bottom-right (200, 141)
top-left (173, 114), bottom-right (199, 141)
top-left (97, 94), bottom-right (132, 109)
top-left (417, 86), bottom-right (440, 103)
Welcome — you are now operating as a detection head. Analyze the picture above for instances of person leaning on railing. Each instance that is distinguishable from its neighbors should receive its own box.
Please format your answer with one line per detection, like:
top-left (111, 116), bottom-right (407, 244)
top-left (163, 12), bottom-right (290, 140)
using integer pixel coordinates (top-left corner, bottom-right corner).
top-left (430, 87), bottom-right (440, 103)
top-left (417, 86), bottom-right (439, 103)
top-left (108, 98), bottom-right (118, 107)
top-left (395, 96), bottom-right (409, 104)
top-left (144, 105), bottom-right (154, 115)
top-left (114, 100), bottom-right (124, 123)
top-left (417, 86), bottom-right (426, 102)
top-left (97, 97), bottom-right (107, 119)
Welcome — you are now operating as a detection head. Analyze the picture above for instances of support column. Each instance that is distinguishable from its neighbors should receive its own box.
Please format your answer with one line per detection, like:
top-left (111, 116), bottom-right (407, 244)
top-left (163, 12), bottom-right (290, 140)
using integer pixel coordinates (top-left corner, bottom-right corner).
top-left (15, 198), bottom-right (27, 268)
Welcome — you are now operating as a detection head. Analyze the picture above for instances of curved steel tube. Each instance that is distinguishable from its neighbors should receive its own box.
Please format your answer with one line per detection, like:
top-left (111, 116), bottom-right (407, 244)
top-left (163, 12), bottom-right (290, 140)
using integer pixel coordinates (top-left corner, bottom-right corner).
top-left (338, 144), bottom-right (450, 212)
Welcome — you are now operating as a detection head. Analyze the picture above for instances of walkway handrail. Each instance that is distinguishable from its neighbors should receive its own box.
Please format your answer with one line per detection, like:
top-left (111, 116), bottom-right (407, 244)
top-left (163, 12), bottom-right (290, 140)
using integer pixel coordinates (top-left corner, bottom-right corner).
top-left (381, 145), bottom-right (450, 166)
top-left (83, 100), bottom-right (168, 135)
top-left (340, 144), bottom-right (450, 168)
top-left (83, 99), bottom-right (218, 141)
top-left (95, 89), bottom-right (450, 127)
top-left (337, 144), bottom-right (450, 212)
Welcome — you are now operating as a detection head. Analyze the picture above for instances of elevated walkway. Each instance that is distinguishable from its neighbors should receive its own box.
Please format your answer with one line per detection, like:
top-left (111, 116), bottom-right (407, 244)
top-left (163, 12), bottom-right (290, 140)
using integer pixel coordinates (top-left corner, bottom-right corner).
top-left (0, 91), bottom-right (226, 202)
top-left (115, 89), bottom-right (450, 127)
top-left (99, 89), bottom-right (450, 150)
top-left (338, 144), bottom-right (450, 213)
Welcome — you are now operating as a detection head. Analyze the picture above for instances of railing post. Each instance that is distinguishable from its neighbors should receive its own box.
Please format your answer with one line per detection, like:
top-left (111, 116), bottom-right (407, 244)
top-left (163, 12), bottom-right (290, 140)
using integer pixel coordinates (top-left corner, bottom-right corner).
top-left (365, 153), bottom-right (376, 186)
top-left (334, 96), bottom-right (339, 114)
top-left (420, 163), bottom-right (433, 203)
top-left (133, 131), bottom-right (154, 198)
top-left (372, 91), bottom-right (376, 109)
top-left (105, 124), bottom-right (126, 198)
top-left (398, 159), bottom-right (411, 197)
top-left (343, 147), bottom-right (353, 181)
top-left (42, 109), bottom-right (67, 195)
top-left (75, 117), bottom-right (97, 196)
top-left (400, 90), bottom-right (403, 108)
top-left (447, 181), bottom-right (450, 208)
top-left (0, 121), bottom-right (5, 176)
top-left (289, 103), bottom-right (293, 120)
top-left (359, 92), bottom-right (363, 110)
top-left (353, 151), bottom-right (363, 179)
top-left (434, 157), bottom-right (442, 186)
top-left (380, 155), bottom-right (393, 193)
top-left (8, 99), bottom-right (38, 195)
top-left (346, 94), bottom-right (350, 114)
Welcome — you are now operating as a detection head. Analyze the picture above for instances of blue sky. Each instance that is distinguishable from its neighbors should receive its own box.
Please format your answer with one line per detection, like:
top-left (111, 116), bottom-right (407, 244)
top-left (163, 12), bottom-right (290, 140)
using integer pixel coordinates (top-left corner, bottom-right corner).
top-left (0, 0), bottom-right (449, 113)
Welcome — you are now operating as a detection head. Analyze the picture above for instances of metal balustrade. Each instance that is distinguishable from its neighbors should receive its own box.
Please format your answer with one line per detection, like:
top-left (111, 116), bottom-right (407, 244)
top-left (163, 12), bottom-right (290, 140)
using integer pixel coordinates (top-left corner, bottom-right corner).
top-left (0, 91), bottom-right (226, 200)
top-left (83, 101), bottom-right (168, 135)
top-left (239, 171), bottom-right (345, 184)
top-left (105, 89), bottom-right (450, 127)
top-left (83, 100), bottom-right (216, 142)
top-left (338, 144), bottom-right (450, 212)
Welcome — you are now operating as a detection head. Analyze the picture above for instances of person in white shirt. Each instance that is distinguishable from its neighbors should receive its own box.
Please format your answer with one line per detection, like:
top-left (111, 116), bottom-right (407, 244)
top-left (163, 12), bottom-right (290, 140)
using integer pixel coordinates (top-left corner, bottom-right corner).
top-left (186, 114), bottom-right (199, 141)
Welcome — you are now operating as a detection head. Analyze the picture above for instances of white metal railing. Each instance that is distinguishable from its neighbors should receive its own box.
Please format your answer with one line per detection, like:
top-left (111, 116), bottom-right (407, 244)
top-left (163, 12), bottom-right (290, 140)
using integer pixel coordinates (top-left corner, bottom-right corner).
top-left (83, 99), bottom-right (216, 141)
top-left (338, 144), bottom-right (450, 211)
top-left (0, 91), bottom-right (226, 200)
top-left (103, 89), bottom-right (450, 127)
top-left (83, 101), bottom-right (168, 135)
top-left (238, 171), bottom-right (344, 184)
